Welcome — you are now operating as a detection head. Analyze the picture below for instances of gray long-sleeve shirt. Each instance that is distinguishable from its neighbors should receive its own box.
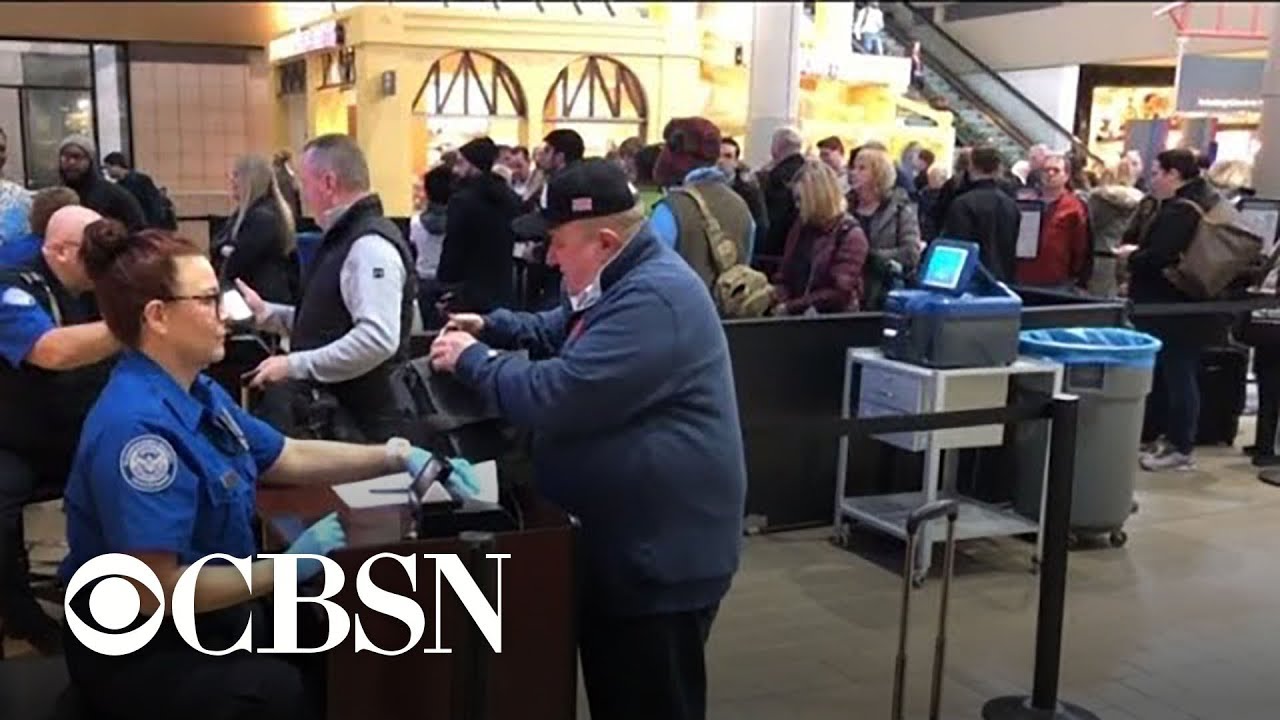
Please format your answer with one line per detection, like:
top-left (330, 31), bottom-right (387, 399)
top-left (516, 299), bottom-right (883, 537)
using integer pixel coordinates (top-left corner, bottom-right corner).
top-left (261, 233), bottom-right (406, 384)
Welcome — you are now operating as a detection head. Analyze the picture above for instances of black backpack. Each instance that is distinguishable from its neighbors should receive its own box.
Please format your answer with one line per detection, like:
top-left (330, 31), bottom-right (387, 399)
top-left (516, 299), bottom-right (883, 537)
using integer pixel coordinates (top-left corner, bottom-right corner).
top-left (153, 187), bottom-right (178, 230)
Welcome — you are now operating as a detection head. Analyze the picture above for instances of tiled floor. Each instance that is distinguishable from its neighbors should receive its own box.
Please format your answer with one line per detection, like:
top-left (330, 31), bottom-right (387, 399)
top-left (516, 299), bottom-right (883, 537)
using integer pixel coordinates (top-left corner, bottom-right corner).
top-left (7, 420), bottom-right (1280, 719)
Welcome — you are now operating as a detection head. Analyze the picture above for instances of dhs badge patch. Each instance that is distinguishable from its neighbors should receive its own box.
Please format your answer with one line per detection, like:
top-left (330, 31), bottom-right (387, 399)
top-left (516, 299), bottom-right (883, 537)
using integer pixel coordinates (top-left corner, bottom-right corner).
top-left (119, 435), bottom-right (179, 493)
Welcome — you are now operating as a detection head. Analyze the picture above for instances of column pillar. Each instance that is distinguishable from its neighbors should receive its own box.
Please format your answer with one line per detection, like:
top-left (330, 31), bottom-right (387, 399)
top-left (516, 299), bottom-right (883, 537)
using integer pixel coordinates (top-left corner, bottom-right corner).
top-left (1254, 10), bottom-right (1280, 197)
top-left (354, 43), bottom-right (415, 217)
top-left (745, 2), bottom-right (803, 169)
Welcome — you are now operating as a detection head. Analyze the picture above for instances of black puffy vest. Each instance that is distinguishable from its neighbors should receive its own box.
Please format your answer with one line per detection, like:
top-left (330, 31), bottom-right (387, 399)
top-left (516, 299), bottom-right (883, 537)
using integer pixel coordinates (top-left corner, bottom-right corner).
top-left (0, 260), bottom-right (114, 470)
top-left (290, 194), bottom-right (417, 435)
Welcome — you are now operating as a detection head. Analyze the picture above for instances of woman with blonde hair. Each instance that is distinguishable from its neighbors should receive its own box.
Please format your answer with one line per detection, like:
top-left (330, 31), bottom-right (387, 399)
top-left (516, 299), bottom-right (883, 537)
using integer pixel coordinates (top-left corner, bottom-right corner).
top-left (1206, 159), bottom-right (1254, 206)
top-left (770, 159), bottom-right (869, 315)
top-left (215, 154), bottom-right (299, 304)
top-left (1087, 157), bottom-right (1145, 297)
top-left (849, 146), bottom-right (922, 309)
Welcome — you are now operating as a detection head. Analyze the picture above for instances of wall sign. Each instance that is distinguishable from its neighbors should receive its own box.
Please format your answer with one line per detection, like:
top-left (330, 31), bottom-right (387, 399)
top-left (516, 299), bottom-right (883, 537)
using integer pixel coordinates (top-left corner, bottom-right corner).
top-left (1175, 53), bottom-right (1264, 113)
top-left (270, 20), bottom-right (343, 62)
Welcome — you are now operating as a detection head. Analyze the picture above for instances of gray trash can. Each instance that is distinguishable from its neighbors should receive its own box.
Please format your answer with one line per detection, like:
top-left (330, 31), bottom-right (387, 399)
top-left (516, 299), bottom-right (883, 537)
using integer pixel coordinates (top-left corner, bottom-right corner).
top-left (1013, 327), bottom-right (1162, 547)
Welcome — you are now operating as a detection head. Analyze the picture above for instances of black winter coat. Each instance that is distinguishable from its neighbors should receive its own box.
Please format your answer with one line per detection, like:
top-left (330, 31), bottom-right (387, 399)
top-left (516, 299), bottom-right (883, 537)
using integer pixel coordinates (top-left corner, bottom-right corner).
top-left (216, 195), bottom-right (298, 304)
top-left (1128, 177), bottom-right (1231, 346)
top-left (438, 172), bottom-right (522, 313)
top-left (940, 178), bottom-right (1021, 284)
top-left (757, 154), bottom-right (805, 258)
top-left (64, 165), bottom-right (145, 231)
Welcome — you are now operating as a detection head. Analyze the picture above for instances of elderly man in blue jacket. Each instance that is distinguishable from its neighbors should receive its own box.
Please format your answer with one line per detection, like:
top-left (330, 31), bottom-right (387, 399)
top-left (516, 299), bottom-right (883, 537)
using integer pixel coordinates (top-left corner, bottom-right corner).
top-left (430, 158), bottom-right (747, 720)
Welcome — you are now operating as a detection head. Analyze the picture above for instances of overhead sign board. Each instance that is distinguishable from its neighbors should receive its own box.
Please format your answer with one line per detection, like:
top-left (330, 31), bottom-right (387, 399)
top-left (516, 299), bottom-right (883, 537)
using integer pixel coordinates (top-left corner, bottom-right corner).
top-left (1175, 53), bottom-right (1265, 113)
top-left (270, 20), bottom-right (343, 63)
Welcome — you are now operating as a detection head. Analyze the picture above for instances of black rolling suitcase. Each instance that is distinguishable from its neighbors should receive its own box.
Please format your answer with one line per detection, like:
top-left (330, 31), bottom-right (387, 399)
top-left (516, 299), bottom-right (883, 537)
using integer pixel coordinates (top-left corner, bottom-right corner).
top-left (892, 499), bottom-right (959, 720)
top-left (1196, 345), bottom-right (1249, 446)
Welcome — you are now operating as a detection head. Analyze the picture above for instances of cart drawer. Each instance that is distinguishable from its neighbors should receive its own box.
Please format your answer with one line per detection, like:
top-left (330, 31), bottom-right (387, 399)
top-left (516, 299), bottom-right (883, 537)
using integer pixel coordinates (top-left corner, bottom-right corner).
top-left (859, 365), bottom-right (928, 414)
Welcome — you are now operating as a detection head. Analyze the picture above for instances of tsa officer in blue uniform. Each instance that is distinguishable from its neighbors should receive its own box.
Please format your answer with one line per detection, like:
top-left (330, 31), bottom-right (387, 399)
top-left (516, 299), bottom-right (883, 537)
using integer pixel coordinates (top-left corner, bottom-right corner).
top-left (59, 220), bottom-right (447, 720)
top-left (0, 205), bottom-right (118, 653)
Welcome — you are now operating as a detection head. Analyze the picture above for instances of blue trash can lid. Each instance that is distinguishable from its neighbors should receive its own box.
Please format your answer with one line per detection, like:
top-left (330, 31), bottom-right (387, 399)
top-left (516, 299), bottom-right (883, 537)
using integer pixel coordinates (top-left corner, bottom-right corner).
top-left (1019, 327), bottom-right (1162, 367)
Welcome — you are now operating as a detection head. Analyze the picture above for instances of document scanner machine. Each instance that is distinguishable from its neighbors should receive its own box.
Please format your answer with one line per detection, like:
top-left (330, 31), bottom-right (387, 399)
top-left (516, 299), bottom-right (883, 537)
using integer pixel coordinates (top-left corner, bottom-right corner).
top-left (882, 239), bottom-right (1022, 368)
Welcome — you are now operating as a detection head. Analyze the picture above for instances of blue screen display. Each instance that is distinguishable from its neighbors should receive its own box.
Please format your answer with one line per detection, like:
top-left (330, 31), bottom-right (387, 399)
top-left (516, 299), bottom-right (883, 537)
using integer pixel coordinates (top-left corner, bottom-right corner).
top-left (921, 245), bottom-right (969, 290)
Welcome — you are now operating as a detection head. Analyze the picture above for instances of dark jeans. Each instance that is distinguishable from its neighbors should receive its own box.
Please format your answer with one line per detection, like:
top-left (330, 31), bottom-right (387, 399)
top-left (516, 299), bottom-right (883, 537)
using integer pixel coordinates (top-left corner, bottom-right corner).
top-left (1254, 345), bottom-right (1280, 455)
top-left (1141, 341), bottom-right (1204, 455)
top-left (579, 605), bottom-right (719, 720)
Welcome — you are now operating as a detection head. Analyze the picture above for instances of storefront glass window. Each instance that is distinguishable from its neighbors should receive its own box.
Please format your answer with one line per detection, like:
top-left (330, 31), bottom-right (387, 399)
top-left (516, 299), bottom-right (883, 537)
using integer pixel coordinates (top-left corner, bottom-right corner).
top-left (23, 88), bottom-right (93, 188)
top-left (22, 50), bottom-right (91, 88)
top-left (0, 39), bottom-right (130, 189)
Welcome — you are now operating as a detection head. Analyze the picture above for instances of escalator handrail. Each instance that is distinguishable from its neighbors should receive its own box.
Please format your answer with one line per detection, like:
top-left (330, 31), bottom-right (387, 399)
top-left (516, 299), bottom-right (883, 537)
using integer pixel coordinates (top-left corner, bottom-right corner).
top-left (898, 1), bottom-right (1106, 166)
top-left (880, 14), bottom-right (1037, 153)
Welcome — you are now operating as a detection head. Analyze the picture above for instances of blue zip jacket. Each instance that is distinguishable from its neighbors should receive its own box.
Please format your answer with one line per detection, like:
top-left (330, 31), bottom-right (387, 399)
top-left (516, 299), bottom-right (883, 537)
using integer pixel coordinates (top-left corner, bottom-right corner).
top-left (455, 224), bottom-right (747, 616)
top-left (0, 233), bottom-right (41, 269)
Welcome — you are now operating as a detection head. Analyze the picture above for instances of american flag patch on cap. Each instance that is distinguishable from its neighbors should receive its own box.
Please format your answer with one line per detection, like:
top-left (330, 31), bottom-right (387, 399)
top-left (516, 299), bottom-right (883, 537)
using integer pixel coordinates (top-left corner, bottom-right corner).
top-left (571, 197), bottom-right (593, 212)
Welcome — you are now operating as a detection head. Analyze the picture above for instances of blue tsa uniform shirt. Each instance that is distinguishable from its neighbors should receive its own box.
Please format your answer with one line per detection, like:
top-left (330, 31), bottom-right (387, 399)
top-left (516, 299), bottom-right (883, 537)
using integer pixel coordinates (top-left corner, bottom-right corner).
top-left (60, 351), bottom-right (285, 584)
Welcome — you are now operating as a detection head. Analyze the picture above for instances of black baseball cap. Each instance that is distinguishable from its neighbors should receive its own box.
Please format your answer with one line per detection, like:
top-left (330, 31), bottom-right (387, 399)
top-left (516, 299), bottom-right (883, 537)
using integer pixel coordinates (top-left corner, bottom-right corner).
top-left (512, 158), bottom-right (638, 238)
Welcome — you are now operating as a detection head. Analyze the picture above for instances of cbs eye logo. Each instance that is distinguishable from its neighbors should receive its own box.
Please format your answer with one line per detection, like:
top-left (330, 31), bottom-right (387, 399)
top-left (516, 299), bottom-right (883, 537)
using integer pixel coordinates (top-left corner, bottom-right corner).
top-left (64, 554), bottom-right (167, 656)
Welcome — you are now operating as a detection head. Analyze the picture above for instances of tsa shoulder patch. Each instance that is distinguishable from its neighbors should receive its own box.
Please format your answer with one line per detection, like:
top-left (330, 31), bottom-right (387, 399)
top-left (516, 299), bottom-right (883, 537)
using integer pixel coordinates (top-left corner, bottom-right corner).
top-left (2, 287), bottom-right (35, 307)
top-left (118, 435), bottom-right (179, 493)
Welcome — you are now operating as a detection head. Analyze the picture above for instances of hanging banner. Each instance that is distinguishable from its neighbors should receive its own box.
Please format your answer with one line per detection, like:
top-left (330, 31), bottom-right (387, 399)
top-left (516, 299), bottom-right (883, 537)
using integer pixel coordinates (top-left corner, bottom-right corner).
top-left (1175, 54), bottom-right (1265, 113)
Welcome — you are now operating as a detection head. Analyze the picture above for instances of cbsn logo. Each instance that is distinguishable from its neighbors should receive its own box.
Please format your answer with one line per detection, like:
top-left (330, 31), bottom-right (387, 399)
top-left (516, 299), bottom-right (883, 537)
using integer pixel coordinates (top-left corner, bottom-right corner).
top-left (64, 552), bottom-right (508, 657)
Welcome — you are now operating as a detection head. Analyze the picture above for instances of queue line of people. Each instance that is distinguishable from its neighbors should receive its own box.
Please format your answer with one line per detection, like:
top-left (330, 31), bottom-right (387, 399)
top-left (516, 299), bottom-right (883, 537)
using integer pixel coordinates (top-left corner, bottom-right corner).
top-left (0, 133), bottom-right (749, 720)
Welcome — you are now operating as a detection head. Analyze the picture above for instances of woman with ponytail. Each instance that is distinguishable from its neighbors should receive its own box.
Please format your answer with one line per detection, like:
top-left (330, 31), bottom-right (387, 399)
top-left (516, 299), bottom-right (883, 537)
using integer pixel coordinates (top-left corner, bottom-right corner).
top-left (59, 220), bottom-right (452, 719)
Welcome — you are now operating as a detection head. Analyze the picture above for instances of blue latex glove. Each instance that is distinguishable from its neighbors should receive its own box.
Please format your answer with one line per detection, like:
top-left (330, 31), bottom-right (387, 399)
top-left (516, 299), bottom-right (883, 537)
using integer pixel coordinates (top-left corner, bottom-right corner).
top-left (285, 511), bottom-right (347, 582)
top-left (442, 457), bottom-right (481, 501)
top-left (405, 447), bottom-right (434, 482)
top-left (406, 448), bottom-right (482, 502)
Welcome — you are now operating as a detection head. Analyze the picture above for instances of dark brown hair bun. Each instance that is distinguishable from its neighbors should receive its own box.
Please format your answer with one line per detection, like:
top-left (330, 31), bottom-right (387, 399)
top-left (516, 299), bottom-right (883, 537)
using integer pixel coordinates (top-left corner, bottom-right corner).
top-left (80, 219), bottom-right (131, 281)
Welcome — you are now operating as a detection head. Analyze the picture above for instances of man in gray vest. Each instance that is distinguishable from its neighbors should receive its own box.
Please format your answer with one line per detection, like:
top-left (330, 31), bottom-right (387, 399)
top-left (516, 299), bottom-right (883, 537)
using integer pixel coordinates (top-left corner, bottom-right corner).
top-left (648, 117), bottom-right (755, 294)
top-left (239, 134), bottom-right (417, 442)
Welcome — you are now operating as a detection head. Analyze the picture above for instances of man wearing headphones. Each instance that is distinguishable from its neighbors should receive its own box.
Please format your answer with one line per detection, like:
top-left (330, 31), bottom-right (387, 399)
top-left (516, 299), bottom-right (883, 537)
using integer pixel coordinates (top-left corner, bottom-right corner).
top-left (647, 117), bottom-right (756, 293)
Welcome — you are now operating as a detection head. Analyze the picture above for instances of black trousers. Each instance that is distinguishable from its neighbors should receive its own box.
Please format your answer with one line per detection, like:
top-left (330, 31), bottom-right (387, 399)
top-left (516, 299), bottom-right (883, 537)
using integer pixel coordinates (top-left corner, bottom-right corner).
top-left (1255, 345), bottom-right (1280, 455)
top-left (63, 595), bottom-right (326, 720)
top-left (578, 605), bottom-right (719, 720)
top-left (0, 448), bottom-right (61, 619)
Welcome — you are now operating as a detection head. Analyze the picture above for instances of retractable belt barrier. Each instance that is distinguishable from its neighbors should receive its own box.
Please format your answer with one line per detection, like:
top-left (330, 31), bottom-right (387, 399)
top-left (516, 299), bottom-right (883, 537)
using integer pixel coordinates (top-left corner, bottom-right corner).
top-left (749, 393), bottom-right (1100, 720)
top-left (1128, 294), bottom-right (1280, 317)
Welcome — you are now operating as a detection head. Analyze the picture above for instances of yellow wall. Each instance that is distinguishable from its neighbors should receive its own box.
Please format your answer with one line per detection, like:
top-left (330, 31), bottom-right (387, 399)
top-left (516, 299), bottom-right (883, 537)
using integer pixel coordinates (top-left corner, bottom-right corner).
top-left (276, 4), bottom-right (683, 216)
top-left (273, 3), bottom-right (953, 214)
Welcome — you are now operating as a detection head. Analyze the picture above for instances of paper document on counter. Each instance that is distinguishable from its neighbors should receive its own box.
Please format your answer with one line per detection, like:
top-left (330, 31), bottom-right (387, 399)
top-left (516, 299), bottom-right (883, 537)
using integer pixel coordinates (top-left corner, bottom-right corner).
top-left (332, 461), bottom-right (500, 509)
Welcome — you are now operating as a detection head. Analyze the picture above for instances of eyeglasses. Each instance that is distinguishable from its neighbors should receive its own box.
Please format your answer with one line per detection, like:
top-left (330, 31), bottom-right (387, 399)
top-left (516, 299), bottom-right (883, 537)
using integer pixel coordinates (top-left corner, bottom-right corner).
top-left (162, 292), bottom-right (222, 310)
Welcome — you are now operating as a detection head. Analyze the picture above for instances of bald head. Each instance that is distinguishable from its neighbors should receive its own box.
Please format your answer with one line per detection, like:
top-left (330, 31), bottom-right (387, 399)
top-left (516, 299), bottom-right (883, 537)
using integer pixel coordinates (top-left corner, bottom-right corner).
top-left (45, 205), bottom-right (102, 254)
top-left (43, 205), bottom-right (101, 292)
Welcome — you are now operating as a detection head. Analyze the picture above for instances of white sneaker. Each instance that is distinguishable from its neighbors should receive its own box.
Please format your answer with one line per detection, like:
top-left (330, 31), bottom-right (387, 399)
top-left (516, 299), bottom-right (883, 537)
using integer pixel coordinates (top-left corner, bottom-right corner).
top-left (1139, 437), bottom-right (1168, 456)
top-left (1140, 450), bottom-right (1196, 472)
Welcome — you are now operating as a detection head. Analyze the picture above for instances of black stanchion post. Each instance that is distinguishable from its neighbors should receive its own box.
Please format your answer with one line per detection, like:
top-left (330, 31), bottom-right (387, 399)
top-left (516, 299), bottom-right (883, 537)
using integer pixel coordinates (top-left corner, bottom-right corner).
top-left (458, 531), bottom-right (497, 720)
top-left (982, 395), bottom-right (1100, 720)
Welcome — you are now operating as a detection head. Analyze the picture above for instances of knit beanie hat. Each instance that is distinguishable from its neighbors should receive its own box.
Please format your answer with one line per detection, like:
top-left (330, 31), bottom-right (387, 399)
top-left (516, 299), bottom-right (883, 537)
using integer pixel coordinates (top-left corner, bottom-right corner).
top-left (459, 137), bottom-right (499, 174)
top-left (59, 134), bottom-right (97, 160)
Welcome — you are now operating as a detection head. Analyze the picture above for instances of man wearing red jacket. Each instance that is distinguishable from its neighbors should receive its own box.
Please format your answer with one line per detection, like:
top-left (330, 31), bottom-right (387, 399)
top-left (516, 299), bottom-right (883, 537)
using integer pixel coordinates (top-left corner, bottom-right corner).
top-left (1016, 153), bottom-right (1091, 290)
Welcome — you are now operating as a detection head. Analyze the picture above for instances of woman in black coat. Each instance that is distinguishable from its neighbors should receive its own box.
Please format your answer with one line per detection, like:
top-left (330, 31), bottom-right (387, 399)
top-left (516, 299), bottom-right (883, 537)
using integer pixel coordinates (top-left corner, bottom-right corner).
top-left (216, 155), bottom-right (299, 305)
top-left (1122, 149), bottom-right (1229, 472)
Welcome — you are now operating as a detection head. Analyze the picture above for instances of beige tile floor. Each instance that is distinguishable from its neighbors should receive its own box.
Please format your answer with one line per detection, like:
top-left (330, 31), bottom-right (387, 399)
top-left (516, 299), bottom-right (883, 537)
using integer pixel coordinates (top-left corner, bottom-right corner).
top-left (7, 420), bottom-right (1280, 719)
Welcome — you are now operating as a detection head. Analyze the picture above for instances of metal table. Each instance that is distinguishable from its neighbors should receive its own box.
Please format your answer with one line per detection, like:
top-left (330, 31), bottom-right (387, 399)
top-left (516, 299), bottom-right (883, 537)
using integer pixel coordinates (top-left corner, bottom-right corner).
top-left (834, 347), bottom-right (1063, 584)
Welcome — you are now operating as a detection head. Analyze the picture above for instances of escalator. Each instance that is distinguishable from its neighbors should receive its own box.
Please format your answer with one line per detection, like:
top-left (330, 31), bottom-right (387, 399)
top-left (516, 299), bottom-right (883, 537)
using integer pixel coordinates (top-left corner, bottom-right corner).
top-left (876, 1), bottom-right (1099, 165)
